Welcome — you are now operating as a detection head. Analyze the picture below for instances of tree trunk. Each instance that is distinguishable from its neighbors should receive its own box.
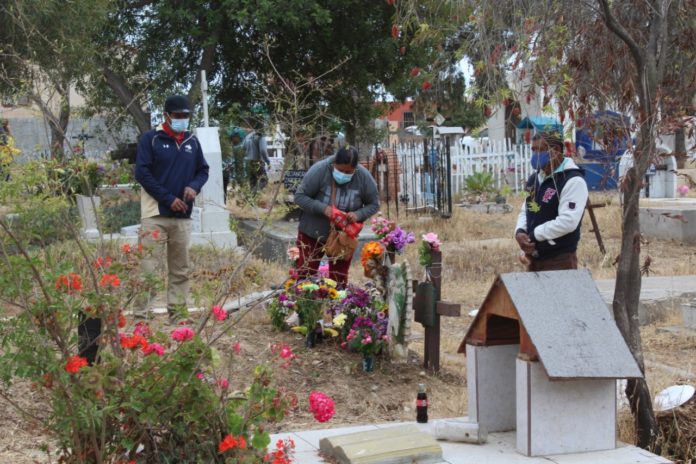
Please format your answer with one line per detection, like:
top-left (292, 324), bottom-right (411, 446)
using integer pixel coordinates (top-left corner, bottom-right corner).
top-left (674, 126), bottom-right (686, 169)
top-left (102, 67), bottom-right (151, 135)
top-left (612, 124), bottom-right (658, 451)
top-left (51, 85), bottom-right (71, 158)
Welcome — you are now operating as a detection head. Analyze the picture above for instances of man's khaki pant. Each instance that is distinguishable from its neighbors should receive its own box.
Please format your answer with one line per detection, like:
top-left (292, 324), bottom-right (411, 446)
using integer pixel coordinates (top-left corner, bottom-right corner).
top-left (137, 216), bottom-right (192, 316)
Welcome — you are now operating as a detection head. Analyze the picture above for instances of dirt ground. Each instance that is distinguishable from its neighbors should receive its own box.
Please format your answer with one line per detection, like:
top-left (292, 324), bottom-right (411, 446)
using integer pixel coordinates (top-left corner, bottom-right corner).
top-left (2, 192), bottom-right (696, 463)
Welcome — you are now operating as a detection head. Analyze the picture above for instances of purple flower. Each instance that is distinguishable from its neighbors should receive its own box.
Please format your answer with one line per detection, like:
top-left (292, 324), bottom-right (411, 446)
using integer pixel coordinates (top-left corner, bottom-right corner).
top-left (382, 226), bottom-right (415, 253)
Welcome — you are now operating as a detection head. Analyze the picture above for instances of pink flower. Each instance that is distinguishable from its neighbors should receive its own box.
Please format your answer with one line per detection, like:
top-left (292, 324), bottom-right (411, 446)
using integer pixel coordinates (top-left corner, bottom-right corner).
top-left (212, 305), bottom-right (227, 321)
top-left (232, 341), bottom-right (241, 354)
top-left (309, 391), bottom-right (336, 423)
top-left (678, 184), bottom-right (690, 196)
top-left (422, 232), bottom-right (442, 252)
top-left (171, 327), bottom-right (195, 342)
top-left (143, 343), bottom-right (165, 356)
top-left (318, 263), bottom-right (329, 278)
top-left (287, 246), bottom-right (300, 262)
top-left (279, 345), bottom-right (295, 359)
top-left (361, 336), bottom-right (372, 345)
top-left (217, 378), bottom-right (229, 390)
top-left (340, 342), bottom-right (347, 349)
top-left (196, 372), bottom-right (205, 380)
top-left (133, 322), bottom-right (152, 337)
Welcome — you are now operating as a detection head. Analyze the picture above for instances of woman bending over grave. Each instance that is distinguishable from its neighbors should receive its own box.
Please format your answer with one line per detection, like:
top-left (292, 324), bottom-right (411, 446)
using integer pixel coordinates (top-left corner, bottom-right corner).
top-left (294, 146), bottom-right (379, 286)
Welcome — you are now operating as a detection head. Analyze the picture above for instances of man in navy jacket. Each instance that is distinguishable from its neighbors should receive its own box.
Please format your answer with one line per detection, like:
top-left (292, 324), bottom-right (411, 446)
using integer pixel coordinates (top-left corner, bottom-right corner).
top-left (515, 133), bottom-right (588, 271)
top-left (135, 95), bottom-right (209, 320)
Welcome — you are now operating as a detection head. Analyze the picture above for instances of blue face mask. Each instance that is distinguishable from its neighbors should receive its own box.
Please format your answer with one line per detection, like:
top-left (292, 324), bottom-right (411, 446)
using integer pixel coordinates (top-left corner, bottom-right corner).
top-left (333, 168), bottom-right (354, 185)
top-left (169, 118), bottom-right (190, 133)
top-left (531, 151), bottom-right (550, 170)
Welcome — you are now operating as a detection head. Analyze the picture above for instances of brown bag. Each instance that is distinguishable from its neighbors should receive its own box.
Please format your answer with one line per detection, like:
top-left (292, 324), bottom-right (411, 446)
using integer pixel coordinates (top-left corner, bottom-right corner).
top-left (324, 180), bottom-right (358, 261)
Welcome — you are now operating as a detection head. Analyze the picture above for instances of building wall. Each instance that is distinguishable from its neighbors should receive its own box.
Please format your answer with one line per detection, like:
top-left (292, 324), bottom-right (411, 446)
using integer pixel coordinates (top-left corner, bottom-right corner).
top-left (3, 116), bottom-right (137, 160)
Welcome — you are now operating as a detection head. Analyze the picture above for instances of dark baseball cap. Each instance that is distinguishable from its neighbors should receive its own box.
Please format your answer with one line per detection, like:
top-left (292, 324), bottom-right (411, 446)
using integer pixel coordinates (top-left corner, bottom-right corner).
top-left (164, 95), bottom-right (192, 114)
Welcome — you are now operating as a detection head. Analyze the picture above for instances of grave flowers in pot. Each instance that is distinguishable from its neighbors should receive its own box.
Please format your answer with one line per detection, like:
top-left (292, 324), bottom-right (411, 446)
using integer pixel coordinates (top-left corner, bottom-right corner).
top-left (370, 213), bottom-right (415, 263)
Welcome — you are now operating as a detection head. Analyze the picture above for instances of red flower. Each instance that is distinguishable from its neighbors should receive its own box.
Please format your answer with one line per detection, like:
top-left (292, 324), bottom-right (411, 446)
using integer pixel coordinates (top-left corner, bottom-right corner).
top-left (64, 356), bottom-right (88, 374)
top-left (94, 256), bottom-right (113, 270)
top-left (151, 229), bottom-right (160, 240)
top-left (218, 434), bottom-right (239, 453)
top-left (421, 80), bottom-right (432, 91)
top-left (121, 243), bottom-right (132, 254)
top-left (309, 391), bottom-right (335, 423)
top-left (55, 273), bottom-right (83, 293)
top-left (385, 0), bottom-right (395, 5)
top-left (409, 67), bottom-right (421, 77)
top-left (120, 334), bottom-right (148, 351)
top-left (399, 46), bottom-right (406, 55)
top-left (391, 24), bottom-right (400, 39)
top-left (99, 274), bottom-right (121, 288)
top-left (118, 311), bottom-right (126, 328)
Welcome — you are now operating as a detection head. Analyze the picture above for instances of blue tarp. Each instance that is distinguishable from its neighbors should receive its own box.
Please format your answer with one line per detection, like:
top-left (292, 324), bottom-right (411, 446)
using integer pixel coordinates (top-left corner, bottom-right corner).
top-left (576, 111), bottom-right (631, 161)
top-left (517, 116), bottom-right (563, 134)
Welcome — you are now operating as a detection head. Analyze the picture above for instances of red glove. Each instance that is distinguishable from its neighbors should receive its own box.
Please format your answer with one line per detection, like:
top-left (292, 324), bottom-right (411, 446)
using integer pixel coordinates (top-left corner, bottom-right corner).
top-left (343, 222), bottom-right (364, 239)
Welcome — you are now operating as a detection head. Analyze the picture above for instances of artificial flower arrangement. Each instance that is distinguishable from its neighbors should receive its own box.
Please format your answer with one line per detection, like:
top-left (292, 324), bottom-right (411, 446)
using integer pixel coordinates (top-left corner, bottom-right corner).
top-left (371, 212), bottom-right (415, 255)
top-left (418, 232), bottom-right (442, 267)
top-left (361, 241), bottom-right (385, 278)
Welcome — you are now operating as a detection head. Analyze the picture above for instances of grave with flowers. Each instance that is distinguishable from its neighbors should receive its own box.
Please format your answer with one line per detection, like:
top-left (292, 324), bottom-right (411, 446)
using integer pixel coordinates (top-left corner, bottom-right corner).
top-left (267, 211), bottom-right (461, 375)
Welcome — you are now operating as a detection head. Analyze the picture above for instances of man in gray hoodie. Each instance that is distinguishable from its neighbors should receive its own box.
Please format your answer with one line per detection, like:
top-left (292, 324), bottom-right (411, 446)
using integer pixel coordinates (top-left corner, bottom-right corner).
top-left (294, 146), bottom-right (379, 285)
top-left (243, 129), bottom-right (270, 190)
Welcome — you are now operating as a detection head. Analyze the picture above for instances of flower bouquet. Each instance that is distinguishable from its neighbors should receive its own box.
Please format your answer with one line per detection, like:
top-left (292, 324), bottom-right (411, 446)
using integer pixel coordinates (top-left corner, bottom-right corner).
top-left (328, 284), bottom-right (374, 339)
top-left (360, 241), bottom-right (385, 279)
top-left (382, 226), bottom-right (415, 256)
top-left (371, 213), bottom-right (414, 263)
top-left (345, 316), bottom-right (389, 372)
top-left (418, 232), bottom-right (442, 267)
top-left (269, 277), bottom-right (340, 347)
top-left (370, 213), bottom-right (395, 240)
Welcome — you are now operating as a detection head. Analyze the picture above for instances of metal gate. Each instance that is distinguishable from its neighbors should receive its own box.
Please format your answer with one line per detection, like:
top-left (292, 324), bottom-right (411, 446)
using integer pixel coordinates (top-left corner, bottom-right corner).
top-left (397, 136), bottom-right (453, 218)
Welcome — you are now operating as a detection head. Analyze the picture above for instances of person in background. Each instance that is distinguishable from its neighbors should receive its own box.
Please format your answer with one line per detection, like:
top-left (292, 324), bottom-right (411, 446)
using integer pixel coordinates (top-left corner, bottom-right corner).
top-left (294, 146), bottom-right (379, 286)
top-left (222, 126), bottom-right (246, 203)
top-left (134, 95), bottom-right (209, 322)
top-left (515, 132), bottom-right (588, 271)
top-left (242, 128), bottom-right (270, 191)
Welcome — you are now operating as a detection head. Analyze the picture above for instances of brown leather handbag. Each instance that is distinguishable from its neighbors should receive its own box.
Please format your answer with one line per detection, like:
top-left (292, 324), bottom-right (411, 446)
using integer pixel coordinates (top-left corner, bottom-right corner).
top-left (324, 180), bottom-right (358, 261)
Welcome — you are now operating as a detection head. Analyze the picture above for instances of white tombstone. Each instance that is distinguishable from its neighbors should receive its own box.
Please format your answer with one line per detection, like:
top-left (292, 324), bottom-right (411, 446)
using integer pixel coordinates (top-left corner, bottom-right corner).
top-left (619, 151), bottom-right (677, 198)
top-left (76, 194), bottom-right (101, 239)
top-left (191, 126), bottom-right (237, 248)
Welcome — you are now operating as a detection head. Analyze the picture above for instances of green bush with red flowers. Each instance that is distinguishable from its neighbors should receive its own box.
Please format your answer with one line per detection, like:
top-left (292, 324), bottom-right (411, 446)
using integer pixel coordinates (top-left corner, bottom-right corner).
top-left (0, 165), bottom-right (310, 463)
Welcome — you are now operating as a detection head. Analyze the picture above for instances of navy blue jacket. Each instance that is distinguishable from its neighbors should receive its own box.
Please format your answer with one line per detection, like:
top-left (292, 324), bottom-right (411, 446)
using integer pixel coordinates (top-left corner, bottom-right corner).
top-left (135, 125), bottom-right (209, 219)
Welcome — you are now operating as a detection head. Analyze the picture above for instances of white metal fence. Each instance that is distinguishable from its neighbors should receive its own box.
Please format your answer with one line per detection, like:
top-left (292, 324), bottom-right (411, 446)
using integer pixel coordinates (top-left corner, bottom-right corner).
top-left (395, 139), bottom-right (532, 206)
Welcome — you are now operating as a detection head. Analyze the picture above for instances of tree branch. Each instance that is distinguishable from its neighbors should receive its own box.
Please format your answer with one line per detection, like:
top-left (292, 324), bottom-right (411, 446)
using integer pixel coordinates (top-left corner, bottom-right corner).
top-left (596, 0), bottom-right (644, 69)
top-left (102, 67), bottom-right (151, 134)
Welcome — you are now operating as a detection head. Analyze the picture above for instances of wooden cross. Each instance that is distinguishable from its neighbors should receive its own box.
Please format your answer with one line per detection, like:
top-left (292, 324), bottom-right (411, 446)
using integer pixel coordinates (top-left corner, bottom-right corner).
top-left (585, 201), bottom-right (606, 255)
top-left (413, 250), bottom-right (460, 372)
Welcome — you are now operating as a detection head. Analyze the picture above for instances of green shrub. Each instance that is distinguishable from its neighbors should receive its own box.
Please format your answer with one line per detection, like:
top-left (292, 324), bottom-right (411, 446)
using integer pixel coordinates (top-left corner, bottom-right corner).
top-left (101, 200), bottom-right (140, 233)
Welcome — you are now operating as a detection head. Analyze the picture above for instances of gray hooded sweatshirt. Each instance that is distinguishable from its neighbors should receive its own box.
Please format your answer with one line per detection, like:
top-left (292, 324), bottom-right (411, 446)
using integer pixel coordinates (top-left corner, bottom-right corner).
top-left (294, 156), bottom-right (380, 241)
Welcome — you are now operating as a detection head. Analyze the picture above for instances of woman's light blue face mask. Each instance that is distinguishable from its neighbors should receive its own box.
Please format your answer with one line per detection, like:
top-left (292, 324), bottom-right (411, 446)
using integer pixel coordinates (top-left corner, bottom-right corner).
top-left (332, 168), bottom-right (354, 185)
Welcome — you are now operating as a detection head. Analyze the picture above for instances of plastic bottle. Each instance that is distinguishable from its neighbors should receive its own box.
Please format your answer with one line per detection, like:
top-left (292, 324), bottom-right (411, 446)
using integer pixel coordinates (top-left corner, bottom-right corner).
top-left (416, 383), bottom-right (428, 423)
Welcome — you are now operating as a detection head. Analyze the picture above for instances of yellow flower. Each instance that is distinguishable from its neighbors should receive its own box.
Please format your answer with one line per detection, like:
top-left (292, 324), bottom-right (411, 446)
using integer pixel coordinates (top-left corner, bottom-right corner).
top-left (328, 288), bottom-right (339, 299)
top-left (333, 313), bottom-right (347, 328)
top-left (283, 279), bottom-right (295, 291)
top-left (323, 278), bottom-right (337, 288)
